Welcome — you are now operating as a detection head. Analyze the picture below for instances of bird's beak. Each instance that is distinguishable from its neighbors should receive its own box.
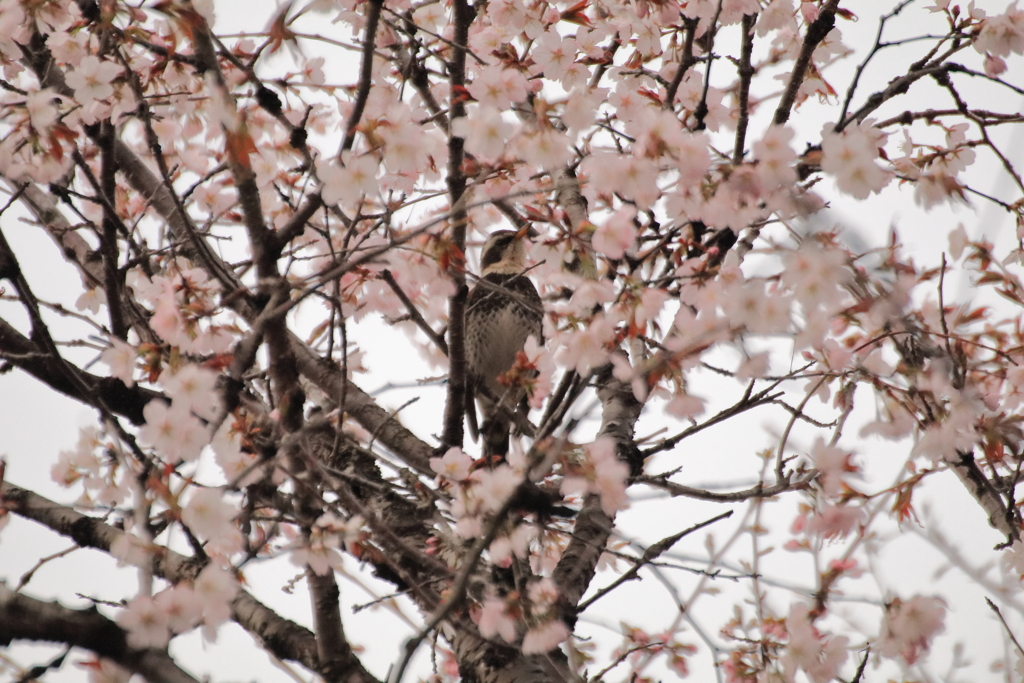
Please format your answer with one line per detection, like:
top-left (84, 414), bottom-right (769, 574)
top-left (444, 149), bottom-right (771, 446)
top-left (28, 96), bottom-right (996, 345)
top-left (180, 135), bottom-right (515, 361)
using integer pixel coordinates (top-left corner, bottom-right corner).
top-left (515, 225), bottom-right (539, 240)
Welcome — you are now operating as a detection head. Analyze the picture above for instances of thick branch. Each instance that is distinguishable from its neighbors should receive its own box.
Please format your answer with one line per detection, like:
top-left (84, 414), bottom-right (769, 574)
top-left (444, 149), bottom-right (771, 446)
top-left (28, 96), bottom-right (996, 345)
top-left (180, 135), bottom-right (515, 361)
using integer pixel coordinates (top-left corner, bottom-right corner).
top-left (0, 585), bottom-right (202, 683)
top-left (0, 482), bottom-right (324, 672)
top-left (289, 335), bottom-right (435, 475)
top-left (773, 0), bottom-right (840, 125)
top-left (440, 0), bottom-right (473, 450)
top-left (553, 371), bottom-right (644, 620)
top-left (0, 316), bottom-right (159, 425)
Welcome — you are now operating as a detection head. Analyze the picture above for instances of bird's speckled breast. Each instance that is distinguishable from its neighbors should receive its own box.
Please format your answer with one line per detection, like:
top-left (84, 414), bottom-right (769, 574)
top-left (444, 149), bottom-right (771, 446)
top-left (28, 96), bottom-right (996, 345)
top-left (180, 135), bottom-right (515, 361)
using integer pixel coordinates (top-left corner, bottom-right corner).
top-left (465, 274), bottom-right (543, 399)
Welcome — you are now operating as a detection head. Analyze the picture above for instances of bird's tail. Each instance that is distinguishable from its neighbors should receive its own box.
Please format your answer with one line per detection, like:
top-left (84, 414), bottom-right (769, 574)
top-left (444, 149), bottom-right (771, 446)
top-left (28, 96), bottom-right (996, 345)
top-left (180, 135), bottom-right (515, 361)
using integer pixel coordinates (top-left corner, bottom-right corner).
top-left (481, 415), bottom-right (511, 457)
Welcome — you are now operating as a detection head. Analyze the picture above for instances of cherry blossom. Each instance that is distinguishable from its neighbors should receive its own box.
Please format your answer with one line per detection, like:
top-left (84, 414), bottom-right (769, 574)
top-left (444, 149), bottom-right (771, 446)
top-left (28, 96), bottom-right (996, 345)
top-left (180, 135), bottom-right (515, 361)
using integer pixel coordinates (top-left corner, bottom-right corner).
top-left (753, 125), bottom-right (798, 189)
top-left (565, 437), bottom-right (630, 516)
top-left (877, 595), bottom-right (946, 665)
top-left (180, 489), bottom-right (242, 557)
top-left (467, 66), bottom-right (528, 111)
top-left (430, 446), bottom-right (474, 482)
top-left (592, 207), bottom-right (638, 260)
top-left (117, 596), bottom-right (171, 649)
top-left (161, 364), bottom-right (220, 420)
top-left (65, 55), bottom-right (121, 105)
top-left (521, 619), bottom-right (570, 655)
top-left (471, 465), bottom-right (523, 513)
top-left (794, 504), bottom-right (863, 540)
top-left (781, 603), bottom-right (849, 683)
top-left (531, 31), bottom-right (576, 82)
top-left (452, 107), bottom-right (514, 161)
top-left (154, 585), bottom-right (203, 634)
top-left (138, 399), bottom-right (210, 463)
top-left (974, 5), bottom-right (1024, 56)
top-left (476, 595), bottom-right (518, 643)
top-left (99, 338), bottom-right (137, 388)
top-left (808, 439), bottom-right (857, 498)
top-left (820, 121), bottom-right (892, 199)
top-left (560, 315), bottom-right (616, 375)
top-left (317, 153), bottom-right (379, 208)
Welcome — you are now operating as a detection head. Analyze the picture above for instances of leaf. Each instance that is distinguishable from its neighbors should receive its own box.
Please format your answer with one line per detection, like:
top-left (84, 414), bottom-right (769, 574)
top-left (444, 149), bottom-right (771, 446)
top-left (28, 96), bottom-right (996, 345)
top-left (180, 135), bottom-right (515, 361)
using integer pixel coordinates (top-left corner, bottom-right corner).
top-left (266, 2), bottom-right (298, 55)
top-left (225, 128), bottom-right (258, 170)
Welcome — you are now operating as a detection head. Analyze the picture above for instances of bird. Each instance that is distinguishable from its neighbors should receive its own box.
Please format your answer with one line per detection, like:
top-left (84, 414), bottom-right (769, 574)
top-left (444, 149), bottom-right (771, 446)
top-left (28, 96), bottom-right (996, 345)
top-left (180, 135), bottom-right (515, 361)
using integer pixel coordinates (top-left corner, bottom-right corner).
top-left (464, 227), bottom-right (543, 458)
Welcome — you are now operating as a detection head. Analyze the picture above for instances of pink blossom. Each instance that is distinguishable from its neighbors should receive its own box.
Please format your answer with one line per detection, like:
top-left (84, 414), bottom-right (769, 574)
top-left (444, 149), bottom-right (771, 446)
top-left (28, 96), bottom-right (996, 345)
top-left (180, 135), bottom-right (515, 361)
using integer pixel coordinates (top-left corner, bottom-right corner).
top-left (757, 0), bottom-right (797, 36)
top-left (609, 80), bottom-right (651, 124)
top-left (487, 523), bottom-right (536, 567)
top-left (631, 109), bottom-right (683, 159)
top-left (909, 393), bottom-right (980, 462)
top-left (477, 596), bottom-right (518, 643)
top-left (318, 153), bottom-right (379, 208)
top-left (452, 107), bottom-right (513, 161)
top-left (26, 88), bottom-right (60, 132)
top-left (634, 288), bottom-right (669, 330)
top-left (820, 121), bottom-right (892, 199)
top-left (564, 87), bottom-right (607, 133)
top-left (379, 110), bottom-right (434, 174)
top-left (781, 243), bottom-right (850, 308)
top-left (1003, 540), bottom-right (1024, 577)
top-left (118, 596), bottom-right (171, 649)
top-left (489, 536), bottom-right (515, 567)
top-left (666, 392), bottom-right (706, 419)
top-left (800, 2), bottom-right (820, 23)
top-left (486, 0), bottom-right (528, 35)
top-left (154, 585), bottom-right (203, 634)
top-left (593, 208), bottom-right (638, 259)
top-left (829, 558), bottom-right (863, 578)
top-left (612, 157), bottom-right (660, 209)
top-left (138, 400), bottom-right (210, 463)
top-left (809, 438), bottom-right (856, 498)
top-left (47, 30), bottom-right (88, 67)
top-left (211, 423), bottom-right (262, 487)
top-left (66, 55), bottom-right (122, 104)
top-left (467, 66), bottom-right (527, 110)
top-left (515, 126), bottom-right (572, 171)
top-left (521, 619), bottom-right (570, 654)
top-left (974, 6), bottom-right (1024, 56)
top-left (521, 335), bottom-right (555, 409)
top-left (181, 488), bottom-right (242, 556)
top-left (413, 2), bottom-right (445, 30)
top-left (611, 354), bottom-right (648, 402)
top-left (291, 538), bottom-right (343, 576)
top-left (561, 316), bottom-right (615, 375)
top-left (801, 504), bottom-right (863, 539)
top-left (985, 53), bottom-right (1007, 76)
top-left (110, 533), bottom-right (153, 569)
top-left (193, 564), bottom-right (238, 637)
top-left (948, 223), bottom-right (969, 260)
top-left (782, 603), bottom-right (849, 683)
top-left (527, 577), bottom-right (559, 611)
top-left (531, 31), bottom-right (576, 81)
top-left (431, 447), bottom-right (474, 482)
top-left (75, 287), bottom-right (106, 314)
top-left (753, 125), bottom-right (797, 189)
top-left (735, 352), bottom-right (770, 381)
top-left (100, 339), bottom-right (137, 388)
top-left (565, 278), bottom-right (617, 314)
top-left (723, 280), bottom-right (792, 334)
top-left (877, 595), bottom-right (946, 665)
top-left (471, 465), bottom-right (523, 513)
top-left (162, 364), bottom-right (220, 420)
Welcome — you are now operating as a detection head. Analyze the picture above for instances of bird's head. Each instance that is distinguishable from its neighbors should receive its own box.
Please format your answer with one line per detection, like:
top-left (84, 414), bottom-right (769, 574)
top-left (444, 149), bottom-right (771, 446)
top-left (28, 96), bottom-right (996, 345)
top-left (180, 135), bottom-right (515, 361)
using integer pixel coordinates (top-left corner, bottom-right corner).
top-left (480, 226), bottom-right (535, 276)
